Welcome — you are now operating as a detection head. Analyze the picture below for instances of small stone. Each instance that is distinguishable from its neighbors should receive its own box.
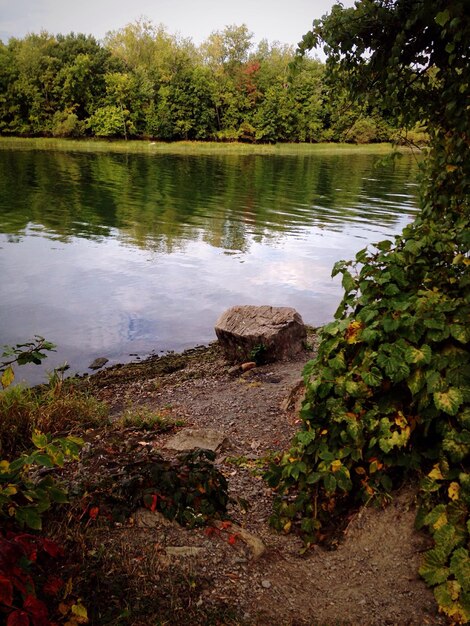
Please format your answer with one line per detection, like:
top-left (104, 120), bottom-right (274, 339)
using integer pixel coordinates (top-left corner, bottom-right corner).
top-left (89, 357), bottom-right (108, 370)
top-left (261, 580), bottom-right (272, 589)
top-left (241, 361), bottom-right (257, 372)
top-left (228, 365), bottom-right (241, 376)
top-left (165, 546), bottom-right (203, 557)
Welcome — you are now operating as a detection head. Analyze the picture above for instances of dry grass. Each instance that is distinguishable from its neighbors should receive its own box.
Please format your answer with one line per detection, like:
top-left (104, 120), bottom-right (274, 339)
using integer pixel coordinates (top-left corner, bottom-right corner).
top-left (0, 378), bottom-right (108, 458)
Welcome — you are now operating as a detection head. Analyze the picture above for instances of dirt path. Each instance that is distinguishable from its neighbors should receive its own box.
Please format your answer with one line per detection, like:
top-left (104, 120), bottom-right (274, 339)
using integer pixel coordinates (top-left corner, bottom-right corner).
top-left (76, 342), bottom-right (444, 625)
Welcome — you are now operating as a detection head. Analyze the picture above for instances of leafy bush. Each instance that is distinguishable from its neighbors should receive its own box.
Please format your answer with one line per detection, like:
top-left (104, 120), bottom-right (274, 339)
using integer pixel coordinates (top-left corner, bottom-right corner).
top-left (0, 431), bottom-right (83, 530)
top-left (51, 109), bottom-right (85, 138)
top-left (79, 448), bottom-right (229, 527)
top-left (268, 1), bottom-right (469, 621)
top-left (0, 434), bottom-right (87, 624)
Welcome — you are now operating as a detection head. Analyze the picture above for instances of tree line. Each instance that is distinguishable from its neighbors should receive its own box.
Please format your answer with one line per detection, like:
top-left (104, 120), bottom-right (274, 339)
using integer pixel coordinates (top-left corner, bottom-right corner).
top-left (0, 21), bottom-right (418, 143)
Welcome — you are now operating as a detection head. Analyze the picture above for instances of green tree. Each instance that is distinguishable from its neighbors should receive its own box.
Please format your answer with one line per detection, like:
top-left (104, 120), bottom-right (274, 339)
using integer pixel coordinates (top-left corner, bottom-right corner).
top-left (267, 1), bottom-right (469, 621)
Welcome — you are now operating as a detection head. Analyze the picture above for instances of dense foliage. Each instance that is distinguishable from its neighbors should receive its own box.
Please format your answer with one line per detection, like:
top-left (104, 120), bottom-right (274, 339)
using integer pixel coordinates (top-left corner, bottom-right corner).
top-left (267, 1), bottom-right (469, 621)
top-left (0, 22), bottom-right (407, 143)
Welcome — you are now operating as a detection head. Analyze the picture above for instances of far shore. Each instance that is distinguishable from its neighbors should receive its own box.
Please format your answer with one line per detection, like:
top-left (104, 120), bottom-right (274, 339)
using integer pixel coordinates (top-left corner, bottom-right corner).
top-left (0, 136), bottom-right (413, 155)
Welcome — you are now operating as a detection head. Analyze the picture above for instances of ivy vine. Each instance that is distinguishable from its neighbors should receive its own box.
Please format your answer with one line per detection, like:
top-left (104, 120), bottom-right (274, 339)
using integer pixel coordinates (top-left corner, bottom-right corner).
top-left (267, 1), bottom-right (469, 622)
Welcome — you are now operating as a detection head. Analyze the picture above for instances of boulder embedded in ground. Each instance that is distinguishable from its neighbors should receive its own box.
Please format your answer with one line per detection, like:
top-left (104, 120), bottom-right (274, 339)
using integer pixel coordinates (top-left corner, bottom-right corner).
top-left (165, 428), bottom-right (227, 452)
top-left (215, 305), bottom-right (306, 363)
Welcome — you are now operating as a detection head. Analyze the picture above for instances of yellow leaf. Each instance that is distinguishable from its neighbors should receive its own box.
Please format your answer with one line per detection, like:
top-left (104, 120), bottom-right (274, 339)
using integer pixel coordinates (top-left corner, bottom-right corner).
top-left (446, 164), bottom-right (457, 172)
top-left (355, 467), bottom-right (366, 475)
top-left (394, 412), bottom-right (407, 430)
top-left (331, 460), bottom-right (342, 473)
top-left (448, 482), bottom-right (460, 501)
top-left (3, 484), bottom-right (18, 497)
top-left (0, 460), bottom-right (10, 473)
top-left (64, 578), bottom-right (73, 599)
top-left (345, 320), bottom-right (364, 344)
top-left (71, 602), bottom-right (89, 624)
top-left (433, 511), bottom-right (448, 530)
top-left (1, 365), bottom-right (15, 389)
top-left (320, 429), bottom-right (328, 435)
top-left (283, 520), bottom-right (292, 533)
top-left (428, 464), bottom-right (443, 481)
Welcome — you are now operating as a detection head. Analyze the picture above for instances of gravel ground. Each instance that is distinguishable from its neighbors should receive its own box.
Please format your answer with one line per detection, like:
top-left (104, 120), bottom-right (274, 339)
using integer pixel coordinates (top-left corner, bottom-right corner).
top-left (66, 339), bottom-right (445, 625)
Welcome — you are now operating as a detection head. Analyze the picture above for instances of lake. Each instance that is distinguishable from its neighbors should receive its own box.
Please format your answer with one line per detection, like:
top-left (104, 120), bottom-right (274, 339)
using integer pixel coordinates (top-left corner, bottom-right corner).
top-left (0, 144), bottom-right (420, 384)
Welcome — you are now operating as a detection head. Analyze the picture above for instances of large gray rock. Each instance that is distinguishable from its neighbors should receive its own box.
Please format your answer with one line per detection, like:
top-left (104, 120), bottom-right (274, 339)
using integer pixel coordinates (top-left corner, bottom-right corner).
top-left (215, 305), bottom-right (306, 363)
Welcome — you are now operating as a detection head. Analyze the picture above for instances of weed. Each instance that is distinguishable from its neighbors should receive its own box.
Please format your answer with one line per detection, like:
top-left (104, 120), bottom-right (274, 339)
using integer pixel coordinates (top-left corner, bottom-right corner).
top-left (0, 379), bottom-right (108, 458)
top-left (117, 407), bottom-right (184, 432)
top-left (249, 343), bottom-right (267, 366)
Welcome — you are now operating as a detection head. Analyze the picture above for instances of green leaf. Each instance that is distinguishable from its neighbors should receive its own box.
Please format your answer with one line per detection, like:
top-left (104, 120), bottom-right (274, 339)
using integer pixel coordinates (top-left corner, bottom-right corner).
top-left (377, 351), bottom-right (410, 382)
top-left (323, 473), bottom-right (336, 494)
top-left (435, 10), bottom-right (450, 26)
top-left (362, 367), bottom-right (382, 387)
top-left (442, 430), bottom-right (470, 463)
top-left (408, 369), bottom-right (426, 395)
top-left (405, 344), bottom-right (432, 364)
top-left (15, 506), bottom-right (42, 530)
top-left (450, 548), bottom-right (470, 593)
top-left (449, 324), bottom-right (470, 344)
top-left (32, 432), bottom-right (49, 449)
top-left (306, 471), bottom-right (322, 484)
top-left (426, 370), bottom-right (445, 392)
top-left (433, 388), bottom-right (463, 415)
top-left (419, 547), bottom-right (450, 585)
top-left (297, 430), bottom-right (316, 446)
top-left (48, 486), bottom-right (68, 504)
top-left (341, 271), bottom-right (356, 293)
top-left (375, 239), bottom-right (392, 251)
top-left (31, 454), bottom-right (54, 468)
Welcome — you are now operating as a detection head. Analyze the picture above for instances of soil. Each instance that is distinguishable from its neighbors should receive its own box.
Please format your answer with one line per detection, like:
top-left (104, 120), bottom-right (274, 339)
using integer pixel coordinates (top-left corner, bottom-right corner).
top-left (56, 337), bottom-right (445, 626)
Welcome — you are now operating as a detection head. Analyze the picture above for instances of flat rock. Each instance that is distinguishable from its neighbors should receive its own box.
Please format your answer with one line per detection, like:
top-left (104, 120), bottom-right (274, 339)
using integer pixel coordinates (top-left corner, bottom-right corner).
top-left (134, 508), bottom-right (177, 528)
top-left (89, 357), bottom-right (109, 370)
top-left (213, 520), bottom-right (266, 560)
top-left (165, 428), bottom-right (227, 452)
top-left (215, 305), bottom-right (306, 363)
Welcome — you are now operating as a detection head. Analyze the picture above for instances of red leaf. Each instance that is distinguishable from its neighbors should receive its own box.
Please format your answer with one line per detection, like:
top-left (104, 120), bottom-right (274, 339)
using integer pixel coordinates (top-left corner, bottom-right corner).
top-left (7, 610), bottom-right (30, 626)
top-left (228, 534), bottom-right (237, 546)
top-left (0, 573), bottom-right (14, 606)
top-left (11, 535), bottom-right (37, 562)
top-left (42, 576), bottom-right (64, 597)
top-left (42, 539), bottom-right (62, 558)
top-left (89, 507), bottom-right (99, 520)
top-left (150, 495), bottom-right (158, 512)
top-left (0, 536), bottom-right (24, 570)
top-left (10, 567), bottom-right (32, 594)
top-left (219, 521), bottom-right (232, 530)
top-left (23, 595), bottom-right (49, 625)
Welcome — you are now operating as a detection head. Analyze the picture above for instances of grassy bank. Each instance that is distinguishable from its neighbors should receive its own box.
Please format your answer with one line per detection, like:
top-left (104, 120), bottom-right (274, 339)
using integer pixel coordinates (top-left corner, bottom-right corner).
top-left (0, 136), bottom-right (403, 156)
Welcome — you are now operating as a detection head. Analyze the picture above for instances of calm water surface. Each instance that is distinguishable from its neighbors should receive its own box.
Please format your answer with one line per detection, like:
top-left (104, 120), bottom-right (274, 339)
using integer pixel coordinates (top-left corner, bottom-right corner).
top-left (0, 148), bottom-right (420, 384)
